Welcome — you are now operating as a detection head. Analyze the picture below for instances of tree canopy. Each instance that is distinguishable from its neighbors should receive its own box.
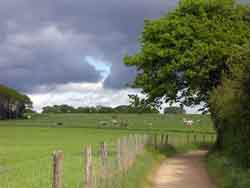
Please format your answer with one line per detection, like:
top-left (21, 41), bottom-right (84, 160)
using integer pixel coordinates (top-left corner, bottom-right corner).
top-left (124, 0), bottom-right (250, 167)
top-left (124, 0), bottom-right (250, 109)
top-left (0, 84), bottom-right (32, 119)
top-left (42, 103), bottom-right (159, 114)
top-left (0, 84), bottom-right (31, 103)
top-left (128, 94), bottom-right (159, 113)
top-left (164, 106), bottom-right (186, 114)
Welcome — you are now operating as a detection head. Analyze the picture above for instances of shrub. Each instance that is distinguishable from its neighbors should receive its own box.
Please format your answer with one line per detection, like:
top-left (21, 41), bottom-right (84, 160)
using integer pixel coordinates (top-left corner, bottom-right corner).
top-left (209, 48), bottom-right (250, 168)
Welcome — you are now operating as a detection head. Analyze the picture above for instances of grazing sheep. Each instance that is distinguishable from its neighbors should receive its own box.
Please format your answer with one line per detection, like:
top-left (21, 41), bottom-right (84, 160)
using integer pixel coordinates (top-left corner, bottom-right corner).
top-left (120, 120), bottom-right (128, 128)
top-left (99, 121), bottom-right (108, 127)
top-left (27, 115), bottom-right (32, 119)
top-left (183, 118), bottom-right (193, 127)
top-left (148, 122), bottom-right (153, 128)
top-left (111, 119), bottom-right (119, 126)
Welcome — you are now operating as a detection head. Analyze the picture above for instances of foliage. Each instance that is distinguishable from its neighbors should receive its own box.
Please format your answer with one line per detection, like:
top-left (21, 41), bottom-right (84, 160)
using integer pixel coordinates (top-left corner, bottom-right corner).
top-left (124, 0), bottom-right (250, 108)
top-left (43, 104), bottom-right (76, 113)
top-left (0, 85), bottom-right (29, 102)
top-left (0, 84), bottom-right (32, 119)
top-left (124, 0), bottom-right (250, 170)
top-left (164, 106), bottom-right (186, 114)
top-left (42, 103), bottom-right (159, 114)
top-left (128, 94), bottom-right (159, 113)
top-left (209, 49), bottom-right (250, 167)
top-left (206, 152), bottom-right (250, 188)
top-left (104, 150), bottom-right (166, 188)
top-left (24, 109), bottom-right (37, 114)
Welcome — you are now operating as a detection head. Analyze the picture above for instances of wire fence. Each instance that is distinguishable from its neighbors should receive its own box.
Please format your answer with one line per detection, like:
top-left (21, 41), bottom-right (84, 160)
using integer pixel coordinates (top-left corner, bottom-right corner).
top-left (0, 133), bottom-right (216, 188)
top-left (52, 133), bottom-right (216, 188)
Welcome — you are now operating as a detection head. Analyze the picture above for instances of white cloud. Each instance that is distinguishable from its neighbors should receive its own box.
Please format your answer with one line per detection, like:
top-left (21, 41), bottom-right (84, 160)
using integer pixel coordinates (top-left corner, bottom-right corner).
top-left (29, 81), bottom-right (202, 114)
top-left (28, 81), bottom-right (139, 112)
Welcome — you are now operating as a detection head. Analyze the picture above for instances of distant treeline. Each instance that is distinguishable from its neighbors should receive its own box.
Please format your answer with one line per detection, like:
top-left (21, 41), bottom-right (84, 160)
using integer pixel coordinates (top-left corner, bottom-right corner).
top-left (42, 104), bottom-right (159, 114)
top-left (0, 84), bottom-right (32, 119)
top-left (164, 106), bottom-right (186, 114)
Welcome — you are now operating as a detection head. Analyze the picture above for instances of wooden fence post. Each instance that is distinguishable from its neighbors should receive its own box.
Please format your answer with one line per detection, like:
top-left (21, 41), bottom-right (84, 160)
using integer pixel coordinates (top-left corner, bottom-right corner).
top-left (134, 134), bottom-right (138, 155)
top-left (85, 145), bottom-right (93, 188)
top-left (145, 134), bottom-right (149, 147)
top-left (141, 135), bottom-right (144, 150)
top-left (154, 134), bottom-right (158, 149)
top-left (203, 135), bottom-right (206, 143)
top-left (165, 134), bottom-right (169, 145)
top-left (143, 134), bottom-right (147, 150)
top-left (100, 141), bottom-right (109, 187)
top-left (123, 136), bottom-right (128, 171)
top-left (160, 134), bottom-right (165, 147)
top-left (117, 139), bottom-right (122, 171)
top-left (52, 151), bottom-right (64, 188)
top-left (127, 135), bottom-right (133, 167)
top-left (194, 135), bottom-right (197, 144)
top-left (149, 135), bottom-right (153, 148)
top-left (100, 142), bottom-right (108, 177)
top-left (138, 135), bottom-right (142, 153)
top-left (132, 134), bottom-right (136, 164)
top-left (187, 134), bottom-right (190, 144)
top-left (122, 136), bottom-right (128, 170)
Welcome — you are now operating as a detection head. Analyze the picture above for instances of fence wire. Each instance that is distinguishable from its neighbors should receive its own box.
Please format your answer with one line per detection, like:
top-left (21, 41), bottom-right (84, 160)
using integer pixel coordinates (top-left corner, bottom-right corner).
top-left (0, 133), bottom-right (216, 188)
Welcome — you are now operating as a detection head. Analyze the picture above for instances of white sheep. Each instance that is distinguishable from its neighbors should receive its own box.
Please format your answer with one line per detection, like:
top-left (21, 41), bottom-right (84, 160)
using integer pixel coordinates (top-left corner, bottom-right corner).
top-left (120, 120), bottom-right (128, 128)
top-left (148, 122), bottom-right (153, 126)
top-left (111, 119), bottom-right (119, 126)
top-left (183, 118), bottom-right (194, 127)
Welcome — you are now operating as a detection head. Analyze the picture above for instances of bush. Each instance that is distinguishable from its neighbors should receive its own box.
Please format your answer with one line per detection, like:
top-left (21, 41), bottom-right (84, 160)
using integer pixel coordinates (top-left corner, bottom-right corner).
top-left (209, 48), bottom-right (250, 168)
top-left (206, 152), bottom-right (250, 188)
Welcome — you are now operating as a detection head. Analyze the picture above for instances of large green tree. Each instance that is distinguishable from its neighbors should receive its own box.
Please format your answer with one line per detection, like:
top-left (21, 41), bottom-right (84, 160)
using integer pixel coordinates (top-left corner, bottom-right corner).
top-left (124, 0), bottom-right (250, 149)
top-left (124, 0), bottom-right (250, 108)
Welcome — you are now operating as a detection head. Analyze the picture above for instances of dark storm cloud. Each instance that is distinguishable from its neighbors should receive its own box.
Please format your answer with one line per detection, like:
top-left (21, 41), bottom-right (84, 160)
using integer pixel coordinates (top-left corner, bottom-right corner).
top-left (0, 0), bottom-right (179, 92)
top-left (0, 26), bottom-right (102, 91)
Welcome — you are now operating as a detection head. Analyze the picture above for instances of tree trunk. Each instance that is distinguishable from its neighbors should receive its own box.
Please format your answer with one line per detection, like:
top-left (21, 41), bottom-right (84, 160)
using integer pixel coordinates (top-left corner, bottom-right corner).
top-left (213, 126), bottom-right (224, 150)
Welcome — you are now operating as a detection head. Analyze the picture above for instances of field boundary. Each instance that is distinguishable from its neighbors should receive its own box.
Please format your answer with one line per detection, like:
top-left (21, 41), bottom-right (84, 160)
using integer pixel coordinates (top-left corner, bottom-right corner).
top-left (50, 133), bottom-right (216, 188)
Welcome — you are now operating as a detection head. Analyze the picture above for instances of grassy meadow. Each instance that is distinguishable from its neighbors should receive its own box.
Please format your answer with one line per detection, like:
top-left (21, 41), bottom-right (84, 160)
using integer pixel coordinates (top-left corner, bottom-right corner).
top-left (0, 113), bottom-right (214, 132)
top-left (0, 113), bottom-right (214, 188)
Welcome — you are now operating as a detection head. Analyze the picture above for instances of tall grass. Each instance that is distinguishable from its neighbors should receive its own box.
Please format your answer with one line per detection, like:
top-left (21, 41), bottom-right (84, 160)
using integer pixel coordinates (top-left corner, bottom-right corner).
top-left (102, 144), bottom-right (178, 188)
top-left (206, 152), bottom-right (250, 188)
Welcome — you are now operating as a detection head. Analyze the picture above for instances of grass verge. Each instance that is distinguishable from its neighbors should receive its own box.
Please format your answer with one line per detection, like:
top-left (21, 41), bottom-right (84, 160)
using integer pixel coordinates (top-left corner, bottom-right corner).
top-left (206, 152), bottom-right (250, 188)
top-left (114, 145), bottom-right (177, 188)
top-left (120, 143), bottom-right (210, 188)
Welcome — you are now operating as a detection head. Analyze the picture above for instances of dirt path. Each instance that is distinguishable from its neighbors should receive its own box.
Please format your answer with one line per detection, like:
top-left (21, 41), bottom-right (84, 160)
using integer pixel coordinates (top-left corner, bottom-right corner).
top-left (151, 150), bottom-right (216, 188)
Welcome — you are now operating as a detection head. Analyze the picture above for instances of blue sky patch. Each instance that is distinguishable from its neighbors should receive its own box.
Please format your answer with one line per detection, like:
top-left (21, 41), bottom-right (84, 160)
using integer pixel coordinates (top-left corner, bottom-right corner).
top-left (85, 56), bottom-right (111, 79)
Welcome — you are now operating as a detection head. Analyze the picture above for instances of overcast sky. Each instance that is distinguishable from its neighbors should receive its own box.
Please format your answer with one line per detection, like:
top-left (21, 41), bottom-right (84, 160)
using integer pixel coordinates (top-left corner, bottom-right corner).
top-left (0, 0), bottom-right (183, 111)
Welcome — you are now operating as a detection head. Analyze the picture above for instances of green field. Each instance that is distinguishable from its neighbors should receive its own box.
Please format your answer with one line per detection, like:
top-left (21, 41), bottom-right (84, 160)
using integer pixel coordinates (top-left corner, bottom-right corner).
top-left (0, 113), bottom-right (214, 188)
top-left (0, 113), bottom-right (214, 132)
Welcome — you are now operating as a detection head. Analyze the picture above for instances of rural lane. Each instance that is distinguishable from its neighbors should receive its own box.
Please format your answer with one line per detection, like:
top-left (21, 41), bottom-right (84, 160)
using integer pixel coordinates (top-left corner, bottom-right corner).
top-left (151, 150), bottom-right (216, 188)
